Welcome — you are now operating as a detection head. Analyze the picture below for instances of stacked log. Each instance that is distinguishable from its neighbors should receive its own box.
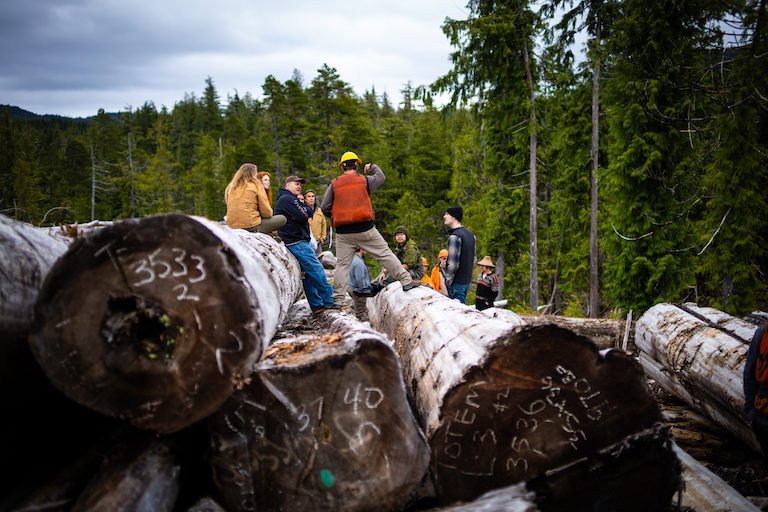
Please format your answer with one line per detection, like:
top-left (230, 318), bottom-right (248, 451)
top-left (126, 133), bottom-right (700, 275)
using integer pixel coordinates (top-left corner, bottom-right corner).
top-left (28, 214), bottom-right (302, 433)
top-left (367, 284), bottom-right (681, 507)
top-left (634, 302), bottom-right (759, 451)
top-left (209, 302), bottom-right (430, 511)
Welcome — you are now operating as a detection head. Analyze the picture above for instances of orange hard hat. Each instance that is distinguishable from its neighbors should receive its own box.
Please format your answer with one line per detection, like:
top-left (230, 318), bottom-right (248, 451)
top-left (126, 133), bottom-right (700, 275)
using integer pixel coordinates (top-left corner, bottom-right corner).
top-left (438, 249), bottom-right (448, 258)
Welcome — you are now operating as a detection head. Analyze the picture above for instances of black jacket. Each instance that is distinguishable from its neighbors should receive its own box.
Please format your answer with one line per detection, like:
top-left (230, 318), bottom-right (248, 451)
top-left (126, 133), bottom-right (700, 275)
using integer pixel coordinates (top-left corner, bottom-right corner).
top-left (275, 188), bottom-right (312, 244)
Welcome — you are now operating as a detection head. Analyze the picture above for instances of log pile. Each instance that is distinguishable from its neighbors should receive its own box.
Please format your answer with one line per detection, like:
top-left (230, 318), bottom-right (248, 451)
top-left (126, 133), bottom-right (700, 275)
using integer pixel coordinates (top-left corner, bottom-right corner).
top-left (0, 214), bottom-right (713, 511)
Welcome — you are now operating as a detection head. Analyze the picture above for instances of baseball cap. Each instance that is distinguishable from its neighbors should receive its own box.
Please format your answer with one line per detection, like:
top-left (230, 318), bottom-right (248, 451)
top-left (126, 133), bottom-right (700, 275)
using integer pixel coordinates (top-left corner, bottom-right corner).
top-left (284, 175), bottom-right (306, 185)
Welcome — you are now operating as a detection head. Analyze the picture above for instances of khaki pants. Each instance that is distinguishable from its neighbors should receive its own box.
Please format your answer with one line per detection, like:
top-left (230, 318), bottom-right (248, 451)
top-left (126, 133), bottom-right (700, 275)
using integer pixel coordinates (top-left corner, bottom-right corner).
top-left (245, 215), bottom-right (286, 233)
top-left (333, 228), bottom-right (412, 304)
top-left (352, 295), bottom-right (369, 321)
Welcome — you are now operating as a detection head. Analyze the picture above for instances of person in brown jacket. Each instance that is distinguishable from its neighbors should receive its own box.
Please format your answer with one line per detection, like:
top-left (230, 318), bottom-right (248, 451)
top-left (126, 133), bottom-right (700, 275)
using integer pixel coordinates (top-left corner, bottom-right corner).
top-left (225, 163), bottom-right (286, 233)
top-left (305, 189), bottom-right (327, 254)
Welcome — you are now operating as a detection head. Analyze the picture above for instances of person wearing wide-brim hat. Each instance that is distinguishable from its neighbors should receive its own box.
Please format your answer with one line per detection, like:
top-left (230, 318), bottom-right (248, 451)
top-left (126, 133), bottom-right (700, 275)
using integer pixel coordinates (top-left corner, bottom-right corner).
top-left (474, 255), bottom-right (499, 311)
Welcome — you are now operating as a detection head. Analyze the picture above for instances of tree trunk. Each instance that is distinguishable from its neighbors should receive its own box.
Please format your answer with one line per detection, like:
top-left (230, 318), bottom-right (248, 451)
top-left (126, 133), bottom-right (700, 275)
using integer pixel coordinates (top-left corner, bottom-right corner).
top-left (589, 31), bottom-right (601, 319)
top-left (29, 214), bottom-right (302, 433)
top-left (634, 302), bottom-right (759, 451)
top-left (522, 39), bottom-right (539, 312)
top-left (367, 286), bottom-right (680, 506)
top-left (208, 303), bottom-right (430, 512)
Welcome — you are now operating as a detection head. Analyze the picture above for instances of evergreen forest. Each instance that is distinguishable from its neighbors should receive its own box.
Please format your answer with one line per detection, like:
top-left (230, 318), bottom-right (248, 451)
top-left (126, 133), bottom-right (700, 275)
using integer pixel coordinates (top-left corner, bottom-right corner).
top-left (1, 0), bottom-right (766, 318)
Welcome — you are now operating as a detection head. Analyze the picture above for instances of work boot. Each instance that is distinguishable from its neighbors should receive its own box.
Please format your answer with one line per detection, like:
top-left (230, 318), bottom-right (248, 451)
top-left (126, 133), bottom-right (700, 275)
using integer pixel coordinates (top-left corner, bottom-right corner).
top-left (401, 282), bottom-right (420, 292)
top-left (311, 305), bottom-right (327, 314)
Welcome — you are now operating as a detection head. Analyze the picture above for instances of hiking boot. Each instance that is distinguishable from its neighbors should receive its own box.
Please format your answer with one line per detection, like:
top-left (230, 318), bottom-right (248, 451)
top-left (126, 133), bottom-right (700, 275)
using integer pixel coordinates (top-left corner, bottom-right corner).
top-left (311, 305), bottom-right (328, 314)
top-left (402, 282), bottom-right (420, 292)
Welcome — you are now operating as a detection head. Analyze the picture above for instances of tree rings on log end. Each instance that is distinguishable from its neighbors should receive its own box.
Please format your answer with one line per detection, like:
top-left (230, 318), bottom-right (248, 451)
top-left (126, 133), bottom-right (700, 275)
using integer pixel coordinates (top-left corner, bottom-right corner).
top-left (209, 336), bottom-right (430, 512)
top-left (431, 324), bottom-right (673, 505)
top-left (29, 214), bottom-right (264, 433)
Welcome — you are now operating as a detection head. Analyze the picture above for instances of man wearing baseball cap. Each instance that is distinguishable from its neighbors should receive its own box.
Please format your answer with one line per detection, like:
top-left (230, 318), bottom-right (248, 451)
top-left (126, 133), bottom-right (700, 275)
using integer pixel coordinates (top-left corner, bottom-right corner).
top-left (275, 175), bottom-right (337, 313)
top-left (443, 205), bottom-right (476, 304)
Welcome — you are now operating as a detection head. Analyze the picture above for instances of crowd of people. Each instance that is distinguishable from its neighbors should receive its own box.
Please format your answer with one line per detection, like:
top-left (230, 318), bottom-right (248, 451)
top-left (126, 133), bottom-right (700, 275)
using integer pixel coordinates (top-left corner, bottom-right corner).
top-left (224, 152), bottom-right (500, 318)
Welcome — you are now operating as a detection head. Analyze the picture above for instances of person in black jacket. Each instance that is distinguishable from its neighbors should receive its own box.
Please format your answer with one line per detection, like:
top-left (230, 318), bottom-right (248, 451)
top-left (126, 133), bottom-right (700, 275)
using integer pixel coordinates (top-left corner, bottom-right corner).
top-left (443, 205), bottom-right (476, 304)
top-left (275, 175), bottom-right (337, 313)
top-left (744, 321), bottom-right (768, 459)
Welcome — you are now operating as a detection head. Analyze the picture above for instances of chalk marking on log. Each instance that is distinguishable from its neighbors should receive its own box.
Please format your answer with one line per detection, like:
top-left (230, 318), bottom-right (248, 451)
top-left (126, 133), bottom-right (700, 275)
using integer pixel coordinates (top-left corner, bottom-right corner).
top-left (55, 319), bottom-right (71, 328)
top-left (259, 374), bottom-right (300, 417)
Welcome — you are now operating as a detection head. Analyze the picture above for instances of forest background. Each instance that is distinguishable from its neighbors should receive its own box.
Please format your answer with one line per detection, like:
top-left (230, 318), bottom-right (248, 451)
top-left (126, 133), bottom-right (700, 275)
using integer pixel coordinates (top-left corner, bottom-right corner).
top-left (1, 0), bottom-right (766, 318)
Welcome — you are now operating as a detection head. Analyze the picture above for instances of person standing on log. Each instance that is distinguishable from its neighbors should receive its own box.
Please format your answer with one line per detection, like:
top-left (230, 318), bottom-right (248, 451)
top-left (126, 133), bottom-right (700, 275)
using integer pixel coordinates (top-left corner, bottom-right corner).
top-left (430, 249), bottom-right (449, 296)
top-left (305, 189), bottom-right (327, 255)
top-left (320, 151), bottom-right (419, 306)
top-left (443, 205), bottom-right (476, 303)
top-left (276, 175), bottom-right (337, 313)
top-left (225, 163), bottom-right (286, 233)
top-left (474, 255), bottom-right (499, 311)
top-left (743, 321), bottom-right (768, 459)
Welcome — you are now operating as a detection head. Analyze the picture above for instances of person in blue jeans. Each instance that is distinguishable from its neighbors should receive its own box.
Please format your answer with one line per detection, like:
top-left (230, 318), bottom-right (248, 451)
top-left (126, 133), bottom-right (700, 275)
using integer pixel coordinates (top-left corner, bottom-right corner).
top-left (443, 205), bottom-right (476, 304)
top-left (275, 175), bottom-right (337, 313)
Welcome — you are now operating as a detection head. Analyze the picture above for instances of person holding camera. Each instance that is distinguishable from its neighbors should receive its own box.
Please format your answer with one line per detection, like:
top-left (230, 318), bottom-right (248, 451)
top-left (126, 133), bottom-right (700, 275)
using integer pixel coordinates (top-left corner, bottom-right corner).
top-left (321, 151), bottom-right (419, 307)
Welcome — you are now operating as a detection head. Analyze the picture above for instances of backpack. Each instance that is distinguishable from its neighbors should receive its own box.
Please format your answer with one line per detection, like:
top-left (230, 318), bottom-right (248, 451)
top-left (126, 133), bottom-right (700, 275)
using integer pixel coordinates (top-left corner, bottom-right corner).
top-left (753, 324), bottom-right (768, 414)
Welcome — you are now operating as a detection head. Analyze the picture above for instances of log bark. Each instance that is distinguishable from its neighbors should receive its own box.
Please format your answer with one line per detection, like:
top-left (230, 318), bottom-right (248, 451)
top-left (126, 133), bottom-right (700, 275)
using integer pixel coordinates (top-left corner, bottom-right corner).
top-left (29, 214), bottom-right (302, 433)
top-left (209, 302), bottom-right (430, 511)
top-left (367, 285), bottom-right (680, 506)
top-left (209, 302), bottom-right (430, 510)
top-left (634, 302), bottom-right (759, 451)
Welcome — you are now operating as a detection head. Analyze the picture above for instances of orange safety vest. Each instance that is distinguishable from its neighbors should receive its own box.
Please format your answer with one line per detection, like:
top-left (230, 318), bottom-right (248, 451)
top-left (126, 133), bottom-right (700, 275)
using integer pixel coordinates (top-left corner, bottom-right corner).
top-left (330, 173), bottom-right (375, 227)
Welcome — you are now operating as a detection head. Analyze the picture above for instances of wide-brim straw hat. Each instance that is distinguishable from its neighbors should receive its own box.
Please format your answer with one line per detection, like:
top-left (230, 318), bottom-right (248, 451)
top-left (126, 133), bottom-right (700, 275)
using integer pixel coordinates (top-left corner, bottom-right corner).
top-left (477, 255), bottom-right (495, 267)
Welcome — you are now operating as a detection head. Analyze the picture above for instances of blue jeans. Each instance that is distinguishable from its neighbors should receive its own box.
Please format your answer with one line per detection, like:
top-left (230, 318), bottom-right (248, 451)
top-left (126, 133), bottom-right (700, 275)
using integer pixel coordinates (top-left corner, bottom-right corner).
top-left (448, 282), bottom-right (470, 304)
top-left (287, 241), bottom-right (334, 309)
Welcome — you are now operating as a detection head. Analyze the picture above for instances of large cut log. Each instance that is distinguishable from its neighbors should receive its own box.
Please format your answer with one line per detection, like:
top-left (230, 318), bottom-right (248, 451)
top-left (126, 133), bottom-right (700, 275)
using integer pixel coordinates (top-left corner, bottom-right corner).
top-left (29, 214), bottom-right (302, 433)
top-left (634, 302), bottom-right (759, 451)
top-left (367, 285), bottom-right (681, 506)
top-left (208, 301), bottom-right (431, 512)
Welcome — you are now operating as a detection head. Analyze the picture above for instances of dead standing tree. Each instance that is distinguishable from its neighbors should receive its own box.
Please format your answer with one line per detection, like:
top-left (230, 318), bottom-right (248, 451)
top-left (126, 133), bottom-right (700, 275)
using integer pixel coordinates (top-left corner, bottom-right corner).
top-left (29, 214), bottom-right (302, 433)
top-left (209, 304), bottom-right (431, 512)
top-left (367, 285), bottom-right (681, 508)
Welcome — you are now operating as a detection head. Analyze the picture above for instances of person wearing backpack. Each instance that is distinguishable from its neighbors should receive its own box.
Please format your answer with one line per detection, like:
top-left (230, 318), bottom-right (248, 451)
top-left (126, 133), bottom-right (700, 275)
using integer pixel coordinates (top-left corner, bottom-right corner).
top-left (743, 321), bottom-right (768, 458)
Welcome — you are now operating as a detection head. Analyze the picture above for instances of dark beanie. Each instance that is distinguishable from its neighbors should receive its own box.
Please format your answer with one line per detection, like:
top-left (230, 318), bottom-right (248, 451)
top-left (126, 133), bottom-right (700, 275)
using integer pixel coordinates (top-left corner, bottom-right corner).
top-left (394, 225), bottom-right (408, 237)
top-left (446, 205), bottom-right (463, 222)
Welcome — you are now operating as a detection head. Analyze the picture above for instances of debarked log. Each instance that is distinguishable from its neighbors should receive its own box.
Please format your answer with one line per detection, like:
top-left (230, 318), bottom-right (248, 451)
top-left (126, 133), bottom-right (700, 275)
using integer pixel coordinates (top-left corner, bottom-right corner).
top-left (29, 214), bottom-right (302, 433)
top-left (367, 285), bottom-right (680, 506)
top-left (0, 215), bottom-right (69, 391)
top-left (72, 436), bottom-right (181, 511)
top-left (208, 303), bottom-right (430, 512)
top-left (634, 303), bottom-right (759, 451)
top-left (517, 314), bottom-right (634, 350)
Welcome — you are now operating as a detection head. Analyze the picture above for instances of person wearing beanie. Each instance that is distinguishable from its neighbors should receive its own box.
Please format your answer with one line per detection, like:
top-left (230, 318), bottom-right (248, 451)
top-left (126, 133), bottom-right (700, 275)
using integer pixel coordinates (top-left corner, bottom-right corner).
top-left (393, 226), bottom-right (424, 282)
top-left (443, 205), bottom-right (476, 303)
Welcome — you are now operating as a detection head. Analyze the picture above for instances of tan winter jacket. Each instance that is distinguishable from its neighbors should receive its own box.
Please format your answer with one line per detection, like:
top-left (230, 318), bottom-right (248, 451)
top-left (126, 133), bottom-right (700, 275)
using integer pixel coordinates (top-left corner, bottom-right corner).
top-left (225, 181), bottom-right (273, 229)
top-left (309, 207), bottom-right (327, 243)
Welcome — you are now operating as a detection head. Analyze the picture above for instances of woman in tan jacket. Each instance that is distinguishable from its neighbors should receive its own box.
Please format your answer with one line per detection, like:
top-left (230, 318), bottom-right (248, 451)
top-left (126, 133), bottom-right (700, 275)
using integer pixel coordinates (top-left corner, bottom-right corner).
top-left (224, 163), bottom-right (286, 232)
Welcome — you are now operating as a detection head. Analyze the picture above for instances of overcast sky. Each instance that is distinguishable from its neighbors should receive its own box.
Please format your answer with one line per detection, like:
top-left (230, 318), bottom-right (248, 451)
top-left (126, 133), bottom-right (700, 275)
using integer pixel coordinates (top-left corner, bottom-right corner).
top-left (0, 0), bottom-right (469, 118)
